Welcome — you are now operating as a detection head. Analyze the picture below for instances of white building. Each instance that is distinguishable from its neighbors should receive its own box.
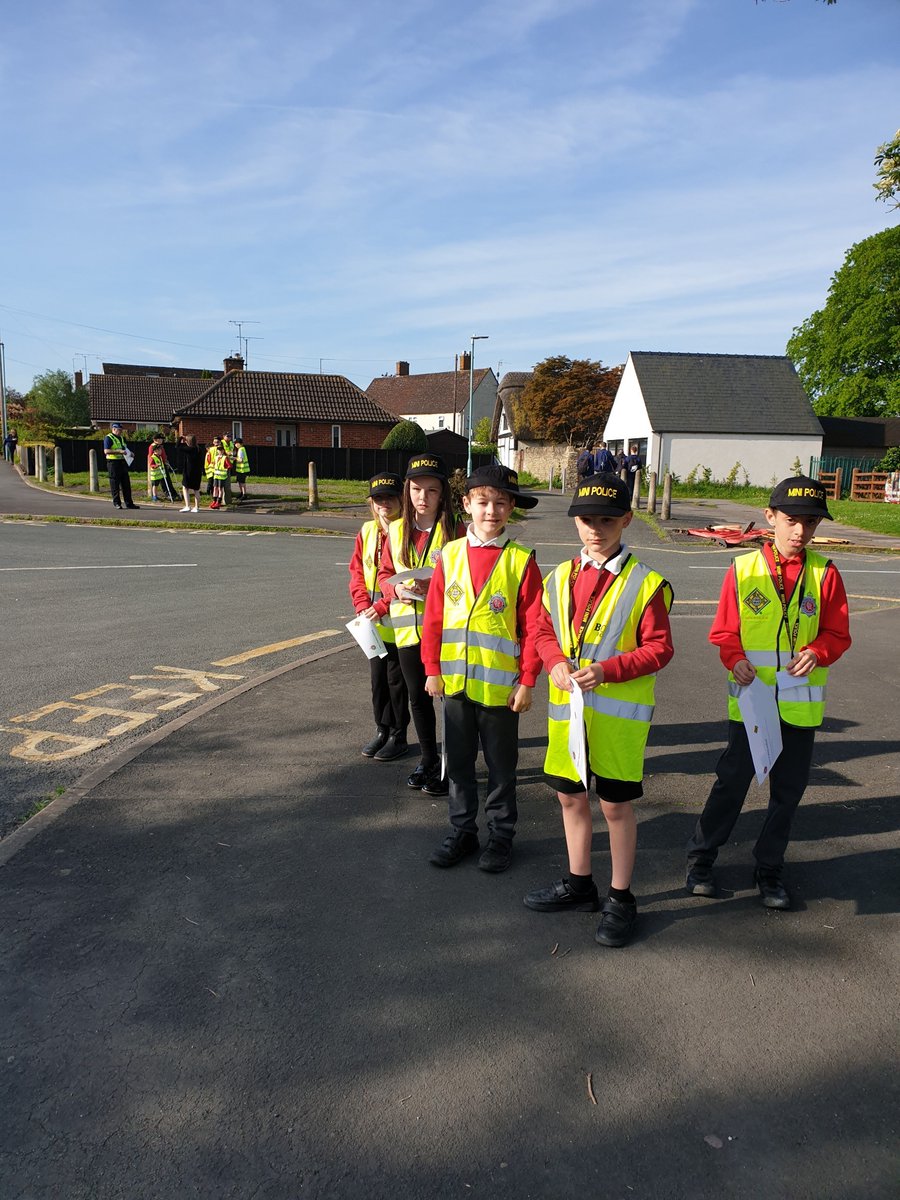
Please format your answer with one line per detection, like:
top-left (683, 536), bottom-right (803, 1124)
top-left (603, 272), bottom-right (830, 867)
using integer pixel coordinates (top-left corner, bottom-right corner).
top-left (366, 358), bottom-right (497, 439)
top-left (604, 352), bottom-right (823, 485)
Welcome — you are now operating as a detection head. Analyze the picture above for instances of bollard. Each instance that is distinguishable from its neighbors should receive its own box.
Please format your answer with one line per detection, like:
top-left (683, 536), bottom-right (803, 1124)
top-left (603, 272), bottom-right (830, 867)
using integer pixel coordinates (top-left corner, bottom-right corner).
top-left (647, 470), bottom-right (657, 515)
top-left (89, 448), bottom-right (99, 493)
top-left (631, 470), bottom-right (641, 511)
top-left (36, 446), bottom-right (46, 483)
top-left (54, 446), bottom-right (63, 487)
top-left (308, 461), bottom-right (319, 510)
top-left (661, 472), bottom-right (672, 520)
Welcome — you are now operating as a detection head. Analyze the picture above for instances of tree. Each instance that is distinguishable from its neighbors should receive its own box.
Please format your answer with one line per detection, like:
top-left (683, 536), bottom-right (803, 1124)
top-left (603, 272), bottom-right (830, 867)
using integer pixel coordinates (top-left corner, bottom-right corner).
top-left (472, 415), bottom-right (493, 444)
top-left (24, 369), bottom-right (90, 432)
top-left (515, 356), bottom-right (622, 447)
top-left (874, 129), bottom-right (900, 210)
top-left (381, 419), bottom-right (427, 452)
top-left (786, 225), bottom-right (900, 417)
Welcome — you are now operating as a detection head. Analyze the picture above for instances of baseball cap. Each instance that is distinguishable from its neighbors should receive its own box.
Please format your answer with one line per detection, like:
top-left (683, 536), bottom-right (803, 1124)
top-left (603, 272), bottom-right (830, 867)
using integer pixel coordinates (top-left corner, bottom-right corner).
top-left (768, 476), bottom-right (833, 520)
top-left (405, 453), bottom-right (447, 480)
top-left (368, 472), bottom-right (403, 499)
top-left (465, 463), bottom-right (539, 509)
top-left (567, 472), bottom-right (631, 517)
top-left (110, 422), bottom-right (121, 429)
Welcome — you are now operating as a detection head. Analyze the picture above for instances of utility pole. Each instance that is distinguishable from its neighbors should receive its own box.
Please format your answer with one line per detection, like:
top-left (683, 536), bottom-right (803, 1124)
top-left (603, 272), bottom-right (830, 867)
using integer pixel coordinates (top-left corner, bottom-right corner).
top-left (0, 336), bottom-right (8, 448)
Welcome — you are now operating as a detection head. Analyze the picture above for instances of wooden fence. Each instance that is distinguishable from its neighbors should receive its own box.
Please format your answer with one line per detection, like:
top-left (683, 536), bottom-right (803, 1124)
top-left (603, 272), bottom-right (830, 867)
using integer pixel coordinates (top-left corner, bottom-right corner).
top-left (817, 468), bottom-right (842, 499)
top-left (849, 469), bottom-right (889, 502)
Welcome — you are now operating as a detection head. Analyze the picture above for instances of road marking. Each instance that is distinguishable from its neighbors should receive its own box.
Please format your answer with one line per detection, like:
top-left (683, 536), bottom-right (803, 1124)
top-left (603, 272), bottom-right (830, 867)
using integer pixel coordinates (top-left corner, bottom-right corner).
top-left (212, 630), bottom-right (343, 667)
top-left (847, 594), bottom-right (900, 603)
top-left (0, 563), bottom-right (198, 571)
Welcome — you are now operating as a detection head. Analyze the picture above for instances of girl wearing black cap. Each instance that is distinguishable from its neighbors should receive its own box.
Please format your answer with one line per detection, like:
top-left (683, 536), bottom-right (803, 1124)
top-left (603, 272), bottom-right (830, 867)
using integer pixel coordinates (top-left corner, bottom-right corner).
top-left (375, 454), bottom-right (465, 795)
top-left (348, 474), bottom-right (410, 762)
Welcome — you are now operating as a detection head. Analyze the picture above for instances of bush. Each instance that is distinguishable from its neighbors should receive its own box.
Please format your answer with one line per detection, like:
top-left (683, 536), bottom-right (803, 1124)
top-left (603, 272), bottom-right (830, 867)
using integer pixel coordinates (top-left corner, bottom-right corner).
top-left (381, 420), bottom-right (427, 452)
top-left (877, 446), bottom-right (900, 472)
top-left (517, 470), bottom-right (543, 488)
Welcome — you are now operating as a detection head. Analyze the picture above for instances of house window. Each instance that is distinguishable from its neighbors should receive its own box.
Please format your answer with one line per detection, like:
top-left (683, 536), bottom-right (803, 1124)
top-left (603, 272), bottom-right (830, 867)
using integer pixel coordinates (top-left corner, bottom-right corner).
top-left (438, 416), bottom-right (445, 428)
top-left (232, 421), bottom-right (242, 440)
top-left (275, 426), bottom-right (295, 447)
top-left (331, 425), bottom-right (341, 448)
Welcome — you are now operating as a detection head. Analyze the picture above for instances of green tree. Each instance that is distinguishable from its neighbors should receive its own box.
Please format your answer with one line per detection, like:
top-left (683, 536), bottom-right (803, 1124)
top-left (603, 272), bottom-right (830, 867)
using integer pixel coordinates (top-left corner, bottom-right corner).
top-left (515, 356), bottom-right (622, 446)
top-left (472, 415), bottom-right (493, 444)
top-left (874, 129), bottom-right (900, 210)
top-left (786, 225), bottom-right (900, 417)
top-left (25, 369), bottom-right (90, 432)
top-left (381, 419), bottom-right (427, 452)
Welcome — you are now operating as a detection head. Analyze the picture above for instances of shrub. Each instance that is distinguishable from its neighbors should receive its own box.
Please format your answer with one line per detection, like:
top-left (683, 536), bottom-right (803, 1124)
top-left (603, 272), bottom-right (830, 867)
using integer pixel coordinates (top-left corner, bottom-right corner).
top-left (877, 446), bottom-right (900, 472)
top-left (791, 457), bottom-right (803, 476)
top-left (701, 465), bottom-right (712, 483)
top-left (724, 461), bottom-right (742, 487)
top-left (381, 420), bottom-right (427, 452)
top-left (685, 464), bottom-right (700, 487)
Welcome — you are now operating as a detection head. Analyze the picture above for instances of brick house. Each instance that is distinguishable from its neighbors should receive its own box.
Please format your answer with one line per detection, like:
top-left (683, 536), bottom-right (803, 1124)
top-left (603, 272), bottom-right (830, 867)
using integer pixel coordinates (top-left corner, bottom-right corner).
top-left (89, 362), bottom-right (224, 433)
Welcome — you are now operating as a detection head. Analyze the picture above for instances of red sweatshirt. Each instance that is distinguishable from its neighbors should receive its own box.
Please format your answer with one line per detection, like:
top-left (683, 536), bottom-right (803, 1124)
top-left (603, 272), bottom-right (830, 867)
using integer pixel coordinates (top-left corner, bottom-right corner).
top-left (709, 543), bottom-right (851, 671)
top-left (420, 539), bottom-right (545, 687)
top-left (348, 525), bottom-right (388, 614)
top-left (534, 552), bottom-right (674, 683)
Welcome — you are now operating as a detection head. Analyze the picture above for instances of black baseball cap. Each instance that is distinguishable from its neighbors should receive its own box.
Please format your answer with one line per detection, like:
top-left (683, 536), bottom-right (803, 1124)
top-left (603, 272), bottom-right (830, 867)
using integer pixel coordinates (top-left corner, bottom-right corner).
top-left (567, 472), bottom-right (631, 517)
top-left (405, 453), bottom-right (447, 480)
top-left (465, 463), bottom-right (539, 509)
top-left (769, 476), bottom-right (833, 520)
top-left (368, 472), bottom-right (403, 499)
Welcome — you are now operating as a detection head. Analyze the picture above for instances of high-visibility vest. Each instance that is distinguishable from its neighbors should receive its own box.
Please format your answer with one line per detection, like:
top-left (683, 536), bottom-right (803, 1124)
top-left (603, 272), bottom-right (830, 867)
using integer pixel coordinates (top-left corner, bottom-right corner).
top-left (437, 538), bottom-right (534, 706)
top-left (204, 448), bottom-right (216, 478)
top-left (212, 449), bottom-right (230, 481)
top-left (105, 433), bottom-right (127, 460)
top-left (235, 446), bottom-right (249, 474)
top-left (727, 548), bottom-right (831, 728)
top-left (543, 555), bottom-right (673, 784)
top-left (360, 520), bottom-right (396, 646)
top-left (388, 518), bottom-right (453, 648)
top-left (148, 447), bottom-right (165, 481)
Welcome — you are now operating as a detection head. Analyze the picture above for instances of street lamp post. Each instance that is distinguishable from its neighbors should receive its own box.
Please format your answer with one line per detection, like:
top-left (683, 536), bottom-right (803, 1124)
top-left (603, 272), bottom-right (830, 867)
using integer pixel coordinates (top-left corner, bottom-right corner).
top-left (466, 334), bottom-right (488, 475)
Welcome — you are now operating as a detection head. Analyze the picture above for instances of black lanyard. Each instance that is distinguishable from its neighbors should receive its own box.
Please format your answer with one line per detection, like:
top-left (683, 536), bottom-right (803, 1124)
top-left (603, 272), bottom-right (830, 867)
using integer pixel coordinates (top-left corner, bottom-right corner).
top-left (567, 558), bottom-right (611, 664)
top-left (770, 546), bottom-right (806, 657)
top-left (369, 529), bottom-right (385, 604)
top-left (412, 522), bottom-right (438, 569)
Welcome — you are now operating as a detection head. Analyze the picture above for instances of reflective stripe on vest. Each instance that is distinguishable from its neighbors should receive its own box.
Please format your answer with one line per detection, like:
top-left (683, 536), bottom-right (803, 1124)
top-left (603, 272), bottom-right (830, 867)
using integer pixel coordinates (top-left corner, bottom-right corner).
top-left (360, 520), bottom-right (396, 645)
top-left (387, 518), bottom-right (451, 648)
top-left (543, 556), bottom-right (672, 784)
top-left (728, 548), bottom-right (830, 728)
top-left (437, 538), bottom-right (533, 705)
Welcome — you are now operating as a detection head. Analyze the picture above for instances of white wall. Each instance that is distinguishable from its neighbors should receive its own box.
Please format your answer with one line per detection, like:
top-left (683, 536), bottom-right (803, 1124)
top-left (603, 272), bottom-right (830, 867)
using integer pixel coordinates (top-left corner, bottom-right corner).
top-left (400, 374), bottom-right (496, 436)
top-left (657, 433), bottom-right (823, 486)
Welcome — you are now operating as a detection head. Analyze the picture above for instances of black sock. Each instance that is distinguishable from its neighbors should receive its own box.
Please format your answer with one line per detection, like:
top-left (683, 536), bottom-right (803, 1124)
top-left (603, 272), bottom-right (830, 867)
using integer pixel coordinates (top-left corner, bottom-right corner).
top-left (608, 884), bottom-right (635, 904)
top-left (567, 872), bottom-right (594, 895)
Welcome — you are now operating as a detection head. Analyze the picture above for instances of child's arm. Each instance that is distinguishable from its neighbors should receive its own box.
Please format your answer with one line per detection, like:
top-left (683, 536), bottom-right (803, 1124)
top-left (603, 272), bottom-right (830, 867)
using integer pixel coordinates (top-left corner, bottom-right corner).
top-left (570, 587), bottom-right (674, 689)
top-left (422, 557), bottom-right (446, 697)
top-left (790, 564), bottom-right (851, 675)
top-left (709, 565), bottom-right (756, 684)
top-left (348, 532), bottom-right (378, 619)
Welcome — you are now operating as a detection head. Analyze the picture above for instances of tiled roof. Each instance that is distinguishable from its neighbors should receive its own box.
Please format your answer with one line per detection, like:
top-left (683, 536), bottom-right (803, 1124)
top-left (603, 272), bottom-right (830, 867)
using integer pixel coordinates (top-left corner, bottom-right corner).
top-left (102, 363), bottom-right (223, 379)
top-left (629, 353), bottom-right (823, 436)
top-left (89, 374), bottom-right (212, 424)
top-left (366, 369), bottom-right (492, 417)
top-left (174, 371), bottom-right (396, 424)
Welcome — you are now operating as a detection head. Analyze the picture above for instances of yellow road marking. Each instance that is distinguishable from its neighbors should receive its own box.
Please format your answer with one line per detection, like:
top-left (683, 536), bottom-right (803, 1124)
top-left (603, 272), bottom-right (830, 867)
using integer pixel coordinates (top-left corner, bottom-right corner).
top-left (212, 630), bottom-right (342, 667)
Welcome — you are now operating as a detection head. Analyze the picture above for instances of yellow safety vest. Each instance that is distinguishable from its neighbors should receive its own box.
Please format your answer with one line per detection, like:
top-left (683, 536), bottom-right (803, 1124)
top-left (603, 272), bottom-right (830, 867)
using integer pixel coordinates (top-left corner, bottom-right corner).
top-left (212, 449), bottom-right (230, 481)
top-left (388, 518), bottom-right (453, 648)
top-left (728, 548), bottom-right (830, 728)
top-left (235, 446), bottom-right (249, 473)
top-left (148, 447), bottom-right (165, 481)
top-left (105, 433), bottom-right (127, 460)
top-left (204, 448), bottom-right (216, 478)
top-left (437, 538), bottom-right (535, 706)
top-left (360, 520), bottom-right (396, 646)
top-left (543, 555), bottom-right (673, 784)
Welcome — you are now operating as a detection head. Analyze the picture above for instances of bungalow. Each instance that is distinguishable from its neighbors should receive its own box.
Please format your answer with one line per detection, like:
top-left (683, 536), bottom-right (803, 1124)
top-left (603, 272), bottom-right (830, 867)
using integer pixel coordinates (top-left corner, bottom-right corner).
top-left (604, 352), bottom-right (823, 485)
top-left (366, 357), bottom-right (497, 438)
top-left (89, 362), bottom-right (224, 433)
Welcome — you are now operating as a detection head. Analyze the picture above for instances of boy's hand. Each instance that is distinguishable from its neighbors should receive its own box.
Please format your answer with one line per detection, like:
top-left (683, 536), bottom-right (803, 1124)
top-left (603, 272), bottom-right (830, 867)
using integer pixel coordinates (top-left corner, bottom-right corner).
top-left (733, 658), bottom-right (756, 685)
top-left (508, 684), bottom-right (532, 713)
top-left (786, 648), bottom-right (818, 677)
top-left (425, 675), bottom-right (445, 698)
top-left (571, 663), bottom-right (604, 690)
top-left (550, 661), bottom-right (574, 692)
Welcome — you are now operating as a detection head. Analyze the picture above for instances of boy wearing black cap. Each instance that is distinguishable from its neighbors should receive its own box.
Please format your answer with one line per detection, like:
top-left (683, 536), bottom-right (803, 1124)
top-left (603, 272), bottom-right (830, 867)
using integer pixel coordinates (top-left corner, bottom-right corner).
top-left (348, 474), bottom-right (410, 762)
top-left (686, 476), bottom-right (851, 909)
top-left (524, 473), bottom-right (674, 947)
top-left (421, 465), bottom-right (544, 871)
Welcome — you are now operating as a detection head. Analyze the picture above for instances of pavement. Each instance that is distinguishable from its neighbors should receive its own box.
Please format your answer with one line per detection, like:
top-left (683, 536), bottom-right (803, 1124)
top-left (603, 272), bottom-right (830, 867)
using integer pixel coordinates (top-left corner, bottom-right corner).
top-left (1, 460), bottom-right (898, 1199)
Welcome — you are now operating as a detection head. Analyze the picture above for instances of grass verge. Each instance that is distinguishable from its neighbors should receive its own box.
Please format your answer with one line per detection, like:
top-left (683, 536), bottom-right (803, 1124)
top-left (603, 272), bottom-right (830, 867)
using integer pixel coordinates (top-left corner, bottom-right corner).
top-left (670, 483), bottom-right (900, 538)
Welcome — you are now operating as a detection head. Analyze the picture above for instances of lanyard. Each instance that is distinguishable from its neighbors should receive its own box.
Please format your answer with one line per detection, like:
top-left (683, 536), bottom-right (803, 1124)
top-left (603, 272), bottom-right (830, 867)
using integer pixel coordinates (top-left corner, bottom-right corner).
top-left (412, 522), bottom-right (438, 569)
top-left (566, 558), bottom-right (611, 664)
top-left (770, 546), bottom-right (806, 657)
top-left (369, 529), bottom-right (385, 604)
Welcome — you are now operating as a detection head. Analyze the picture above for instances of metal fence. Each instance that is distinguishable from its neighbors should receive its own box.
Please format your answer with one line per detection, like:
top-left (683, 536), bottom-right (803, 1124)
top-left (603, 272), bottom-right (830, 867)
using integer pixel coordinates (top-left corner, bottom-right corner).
top-left (810, 455), bottom-right (879, 497)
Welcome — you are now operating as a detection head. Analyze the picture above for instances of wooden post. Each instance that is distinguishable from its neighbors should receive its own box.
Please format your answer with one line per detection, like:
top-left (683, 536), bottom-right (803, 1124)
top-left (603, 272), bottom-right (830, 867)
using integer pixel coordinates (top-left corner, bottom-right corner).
top-left (647, 470), bottom-right (657, 514)
top-left (631, 469), bottom-right (641, 510)
top-left (850, 467), bottom-right (859, 501)
top-left (54, 446), bottom-right (63, 487)
top-left (89, 448), bottom-right (99, 493)
top-left (661, 472), bottom-right (672, 520)
top-left (834, 466), bottom-right (842, 500)
top-left (36, 446), bottom-right (46, 482)
top-left (308, 461), bottom-right (319, 510)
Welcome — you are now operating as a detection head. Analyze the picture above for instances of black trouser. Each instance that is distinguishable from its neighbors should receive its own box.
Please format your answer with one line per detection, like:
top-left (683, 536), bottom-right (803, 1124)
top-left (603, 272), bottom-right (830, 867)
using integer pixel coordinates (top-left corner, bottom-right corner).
top-left (687, 719), bottom-right (817, 875)
top-left (444, 694), bottom-right (519, 843)
top-left (107, 460), bottom-right (133, 507)
top-left (396, 644), bottom-right (438, 769)
top-left (370, 642), bottom-right (409, 735)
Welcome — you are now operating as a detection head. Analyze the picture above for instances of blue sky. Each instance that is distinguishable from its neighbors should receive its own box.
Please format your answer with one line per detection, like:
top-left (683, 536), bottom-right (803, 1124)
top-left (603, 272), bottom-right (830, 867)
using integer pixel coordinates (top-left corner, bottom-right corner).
top-left (1, 0), bottom-right (898, 397)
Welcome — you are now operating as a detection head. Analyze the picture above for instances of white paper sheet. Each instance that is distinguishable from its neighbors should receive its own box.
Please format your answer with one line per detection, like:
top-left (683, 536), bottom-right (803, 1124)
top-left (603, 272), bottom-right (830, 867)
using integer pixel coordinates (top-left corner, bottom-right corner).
top-left (567, 683), bottom-right (589, 791)
top-left (736, 676), bottom-right (783, 786)
top-left (440, 696), bottom-right (447, 780)
top-left (345, 615), bottom-right (387, 660)
top-left (123, 448), bottom-right (135, 466)
top-left (775, 669), bottom-right (806, 692)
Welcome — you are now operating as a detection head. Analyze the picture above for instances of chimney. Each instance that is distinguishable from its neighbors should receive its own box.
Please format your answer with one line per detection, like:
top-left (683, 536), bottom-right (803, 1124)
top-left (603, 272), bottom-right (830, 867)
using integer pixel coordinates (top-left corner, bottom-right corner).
top-left (458, 351), bottom-right (471, 372)
top-left (224, 354), bottom-right (245, 373)
top-left (395, 361), bottom-right (409, 376)
top-left (74, 370), bottom-right (83, 389)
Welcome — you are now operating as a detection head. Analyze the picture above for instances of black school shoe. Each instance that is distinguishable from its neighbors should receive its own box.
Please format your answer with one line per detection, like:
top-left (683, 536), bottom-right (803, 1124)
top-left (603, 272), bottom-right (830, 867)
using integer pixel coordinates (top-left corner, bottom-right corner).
top-left (361, 728), bottom-right (388, 758)
top-left (429, 831), bottom-right (479, 868)
top-left (523, 878), bottom-right (601, 913)
top-left (478, 839), bottom-right (512, 873)
top-left (754, 869), bottom-right (791, 910)
top-left (685, 862), bottom-right (718, 897)
top-left (594, 896), bottom-right (637, 948)
top-left (374, 733), bottom-right (408, 762)
top-left (407, 764), bottom-right (426, 789)
top-left (421, 769), bottom-right (448, 796)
